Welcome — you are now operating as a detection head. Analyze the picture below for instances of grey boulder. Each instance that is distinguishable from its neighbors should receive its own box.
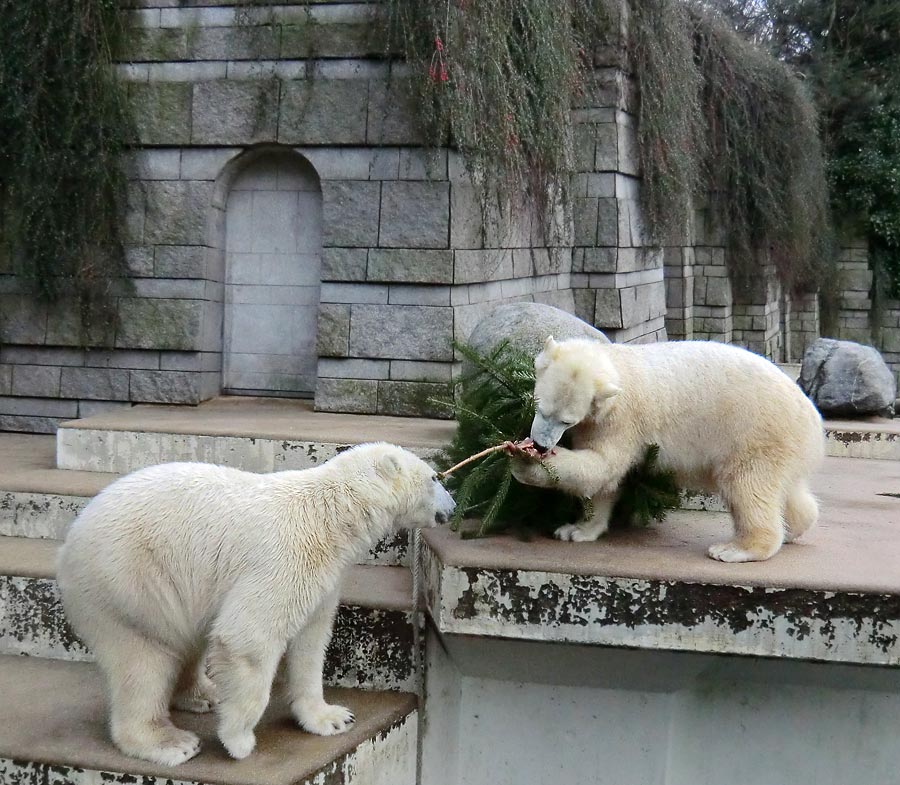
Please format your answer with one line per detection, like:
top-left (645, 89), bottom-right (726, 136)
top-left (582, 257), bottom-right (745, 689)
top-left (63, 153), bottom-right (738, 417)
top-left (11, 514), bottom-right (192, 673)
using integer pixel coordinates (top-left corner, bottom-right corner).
top-left (465, 303), bottom-right (609, 368)
top-left (799, 338), bottom-right (896, 417)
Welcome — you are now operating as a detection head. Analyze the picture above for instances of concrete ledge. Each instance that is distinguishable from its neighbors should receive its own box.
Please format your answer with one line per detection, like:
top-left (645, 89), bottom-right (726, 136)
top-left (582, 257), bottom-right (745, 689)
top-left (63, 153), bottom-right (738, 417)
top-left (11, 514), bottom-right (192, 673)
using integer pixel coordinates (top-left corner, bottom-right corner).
top-left (56, 396), bottom-right (454, 473)
top-left (422, 456), bottom-right (900, 666)
top-left (0, 656), bottom-right (416, 785)
top-left (825, 418), bottom-right (900, 460)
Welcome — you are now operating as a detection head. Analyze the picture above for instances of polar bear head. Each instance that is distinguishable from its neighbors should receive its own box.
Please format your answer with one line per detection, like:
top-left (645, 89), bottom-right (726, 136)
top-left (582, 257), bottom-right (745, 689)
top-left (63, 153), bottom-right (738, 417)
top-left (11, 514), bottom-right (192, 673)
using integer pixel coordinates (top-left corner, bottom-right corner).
top-left (530, 336), bottom-right (621, 454)
top-left (344, 443), bottom-right (456, 529)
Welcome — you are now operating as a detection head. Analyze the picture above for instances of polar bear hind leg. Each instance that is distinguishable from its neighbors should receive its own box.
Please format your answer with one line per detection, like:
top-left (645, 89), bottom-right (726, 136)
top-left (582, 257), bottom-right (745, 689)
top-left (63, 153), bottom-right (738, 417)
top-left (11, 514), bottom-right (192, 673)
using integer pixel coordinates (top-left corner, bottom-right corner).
top-left (783, 481), bottom-right (818, 542)
top-left (100, 622), bottom-right (201, 766)
top-left (710, 466), bottom-right (785, 563)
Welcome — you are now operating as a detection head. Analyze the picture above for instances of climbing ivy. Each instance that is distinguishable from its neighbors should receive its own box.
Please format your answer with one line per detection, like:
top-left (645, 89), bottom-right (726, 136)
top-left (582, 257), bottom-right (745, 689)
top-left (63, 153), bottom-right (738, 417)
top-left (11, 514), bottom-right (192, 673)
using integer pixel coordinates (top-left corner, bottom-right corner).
top-left (0, 0), bottom-right (133, 342)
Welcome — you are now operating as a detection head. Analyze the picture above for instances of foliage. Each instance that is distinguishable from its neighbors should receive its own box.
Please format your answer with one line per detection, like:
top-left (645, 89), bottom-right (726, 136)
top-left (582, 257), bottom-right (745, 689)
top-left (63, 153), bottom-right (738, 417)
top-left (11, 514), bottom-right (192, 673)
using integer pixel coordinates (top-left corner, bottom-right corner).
top-left (436, 342), bottom-right (680, 539)
top-left (708, 0), bottom-right (900, 295)
top-left (384, 0), bottom-right (612, 244)
top-left (0, 0), bottom-right (133, 341)
top-left (631, 0), bottom-right (832, 291)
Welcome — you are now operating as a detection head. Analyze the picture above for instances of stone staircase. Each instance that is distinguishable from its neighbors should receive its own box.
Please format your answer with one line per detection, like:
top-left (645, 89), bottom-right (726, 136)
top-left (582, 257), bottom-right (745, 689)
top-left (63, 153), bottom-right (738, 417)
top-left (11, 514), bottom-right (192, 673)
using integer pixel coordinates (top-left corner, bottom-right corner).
top-left (0, 398), bottom-right (455, 785)
top-left (0, 396), bottom-right (898, 784)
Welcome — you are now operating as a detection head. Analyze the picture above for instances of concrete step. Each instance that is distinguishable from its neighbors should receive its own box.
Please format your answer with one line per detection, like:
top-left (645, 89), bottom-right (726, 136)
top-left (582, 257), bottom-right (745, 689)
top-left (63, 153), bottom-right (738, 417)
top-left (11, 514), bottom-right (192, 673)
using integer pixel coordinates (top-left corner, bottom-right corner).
top-left (0, 655), bottom-right (416, 785)
top-left (422, 455), bottom-right (900, 667)
top-left (0, 536), bottom-right (416, 692)
top-left (56, 396), bottom-right (456, 473)
top-left (0, 433), bottom-right (409, 565)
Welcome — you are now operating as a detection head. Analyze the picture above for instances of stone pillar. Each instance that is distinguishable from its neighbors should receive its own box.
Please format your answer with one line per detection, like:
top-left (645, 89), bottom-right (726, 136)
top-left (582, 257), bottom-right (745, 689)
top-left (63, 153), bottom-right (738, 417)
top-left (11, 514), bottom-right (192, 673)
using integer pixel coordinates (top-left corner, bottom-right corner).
top-left (663, 247), bottom-right (695, 341)
top-left (732, 261), bottom-right (782, 360)
top-left (835, 239), bottom-right (873, 345)
top-left (570, 4), bottom-right (667, 345)
top-left (783, 291), bottom-right (820, 363)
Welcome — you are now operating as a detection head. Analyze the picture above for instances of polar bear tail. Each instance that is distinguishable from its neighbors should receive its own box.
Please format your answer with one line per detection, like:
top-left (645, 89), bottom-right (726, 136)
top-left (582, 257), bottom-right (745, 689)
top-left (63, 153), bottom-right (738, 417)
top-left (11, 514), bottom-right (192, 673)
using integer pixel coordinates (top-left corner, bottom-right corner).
top-left (783, 482), bottom-right (818, 543)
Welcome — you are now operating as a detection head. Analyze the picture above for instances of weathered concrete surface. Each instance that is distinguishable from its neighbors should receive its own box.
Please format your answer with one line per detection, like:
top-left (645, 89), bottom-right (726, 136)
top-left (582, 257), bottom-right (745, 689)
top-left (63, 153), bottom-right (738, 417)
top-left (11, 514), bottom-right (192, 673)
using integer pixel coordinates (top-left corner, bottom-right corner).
top-left (56, 396), bottom-right (455, 472)
top-left (0, 434), bottom-right (410, 565)
top-left (423, 456), bottom-right (900, 665)
top-left (0, 541), bottom-right (416, 690)
top-left (825, 417), bottom-right (900, 460)
top-left (0, 656), bottom-right (416, 785)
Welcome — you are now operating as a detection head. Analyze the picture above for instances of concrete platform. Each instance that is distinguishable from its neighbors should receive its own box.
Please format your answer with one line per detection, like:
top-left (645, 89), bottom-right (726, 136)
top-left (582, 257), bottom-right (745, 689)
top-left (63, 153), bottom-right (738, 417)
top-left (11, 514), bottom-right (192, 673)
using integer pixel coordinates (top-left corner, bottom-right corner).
top-left (423, 456), bottom-right (900, 665)
top-left (56, 397), bottom-right (456, 473)
top-left (0, 655), bottom-right (416, 785)
top-left (0, 537), bottom-right (416, 691)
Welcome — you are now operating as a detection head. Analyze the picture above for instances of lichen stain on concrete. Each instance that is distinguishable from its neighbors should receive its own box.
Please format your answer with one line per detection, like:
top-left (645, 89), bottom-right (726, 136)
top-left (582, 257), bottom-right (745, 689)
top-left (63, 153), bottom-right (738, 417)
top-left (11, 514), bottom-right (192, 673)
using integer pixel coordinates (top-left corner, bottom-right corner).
top-left (0, 577), bottom-right (88, 658)
top-left (447, 567), bottom-right (900, 658)
top-left (326, 606), bottom-right (414, 690)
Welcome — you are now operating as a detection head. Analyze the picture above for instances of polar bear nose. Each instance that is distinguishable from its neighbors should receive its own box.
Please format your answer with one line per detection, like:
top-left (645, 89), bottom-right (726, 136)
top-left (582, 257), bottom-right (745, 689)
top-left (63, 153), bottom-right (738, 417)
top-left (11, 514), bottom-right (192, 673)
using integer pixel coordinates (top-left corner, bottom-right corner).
top-left (532, 441), bottom-right (550, 455)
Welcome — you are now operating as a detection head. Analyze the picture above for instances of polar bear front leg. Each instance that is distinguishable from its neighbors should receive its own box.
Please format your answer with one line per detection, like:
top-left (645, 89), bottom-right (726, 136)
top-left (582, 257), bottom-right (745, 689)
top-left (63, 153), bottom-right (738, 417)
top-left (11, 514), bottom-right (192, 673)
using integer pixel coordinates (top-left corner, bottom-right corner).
top-left (554, 493), bottom-right (616, 542)
top-left (172, 650), bottom-right (218, 713)
top-left (208, 631), bottom-right (282, 760)
top-left (288, 591), bottom-right (356, 736)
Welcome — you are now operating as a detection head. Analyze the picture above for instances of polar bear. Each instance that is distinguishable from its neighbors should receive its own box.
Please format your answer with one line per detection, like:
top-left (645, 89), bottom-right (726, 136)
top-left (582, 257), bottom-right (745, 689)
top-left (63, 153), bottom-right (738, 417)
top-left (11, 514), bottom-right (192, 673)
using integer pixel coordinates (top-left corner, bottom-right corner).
top-left (57, 443), bottom-right (454, 766)
top-left (510, 337), bottom-right (824, 563)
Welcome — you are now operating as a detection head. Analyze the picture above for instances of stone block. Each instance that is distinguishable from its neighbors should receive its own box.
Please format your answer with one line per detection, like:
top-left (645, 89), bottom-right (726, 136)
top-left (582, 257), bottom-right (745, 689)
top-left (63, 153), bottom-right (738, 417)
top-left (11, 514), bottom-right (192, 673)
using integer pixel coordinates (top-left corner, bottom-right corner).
top-left (450, 185), bottom-right (484, 249)
top-left (389, 361), bottom-right (452, 383)
top-left (322, 181), bottom-right (380, 247)
top-left (45, 303), bottom-right (116, 348)
top-left (349, 304), bottom-right (452, 361)
top-left (192, 80), bottom-right (279, 145)
top-left (144, 181), bottom-right (214, 245)
top-left (704, 276), bottom-right (732, 307)
top-left (399, 150), bottom-right (448, 181)
top-left (0, 396), bottom-right (77, 418)
top-left (59, 367), bottom-right (130, 401)
top-left (0, 347), bottom-right (83, 366)
top-left (125, 246), bottom-right (154, 277)
top-left (155, 246), bottom-right (207, 279)
top-left (130, 370), bottom-right (202, 404)
top-left (116, 298), bottom-right (203, 351)
top-left (573, 198), bottom-right (598, 246)
top-left (322, 248), bottom-right (368, 282)
top-left (127, 149), bottom-right (181, 181)
top-left (379, 182), bottom-right (450, 249)
top-left (11, 365), bottom-right (61, 397)
top-left (280, 19), bottom-right (381, 59)
top-left (316, 303), bottom-right (350, 357)
top-left (317, 358), bottom-right (389, 380)
top-left (594, 288), bottom-right (623, 328)
top-left (0, 295), bottom-right (47, 343)
top-left (129, 26), bottom-right (189, 61)
top-left (573, 124), bottom-right (596, 171)
top-left (593, 123), bottom-right (619, 171)
top-left (0, 365), bottom-right (9, 395)
top-left (192, 24), bottom-right (280, 61)
top-left (579, 247), bottom-right (617, 273)
top-left (454, 250), bottom-right (513, 285)
top-left (83, 349), bottom-right (160, 370)
top-left (388, 285), bottom-right (451, 306)
top-left (367, 78), bottom-right (423, 145)
top-left (129, 82), bottom-right (192, 145)
top-left (279, 79), bottom-right (368, 145)
top-left (315, 377), bottom-right (378, 414)
top-left (377, 380), bottom-right (450, 418)
top-left (367, 250), bottom-right (453, 284)
top-left (320, 282), bottom-right (388, 304)
top-left (160, 352), bottom-right (201, 372)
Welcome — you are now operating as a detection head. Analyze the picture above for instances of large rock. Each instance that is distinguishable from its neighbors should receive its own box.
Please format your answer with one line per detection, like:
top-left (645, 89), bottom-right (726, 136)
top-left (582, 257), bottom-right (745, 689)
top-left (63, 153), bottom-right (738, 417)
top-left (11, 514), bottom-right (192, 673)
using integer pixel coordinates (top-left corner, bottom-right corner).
top-left (799, 338), bottom-right (896, 417)
top-left (465, 303), bottom-right (609, 368)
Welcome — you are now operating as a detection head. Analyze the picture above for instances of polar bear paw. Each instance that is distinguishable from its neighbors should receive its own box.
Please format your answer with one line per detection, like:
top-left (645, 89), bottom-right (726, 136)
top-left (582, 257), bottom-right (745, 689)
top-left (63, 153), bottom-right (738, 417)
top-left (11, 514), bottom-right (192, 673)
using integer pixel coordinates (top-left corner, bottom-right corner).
top-left (554, 523), bottom-right (601, 542)
top-left (294, 700), bottom-right (356, 736)
top-left (708, 541), bottom-right (760, 563)
top-left (221, 729), bottom-right (256, 760)
top-left (173, 674), bottom-right (218, 714)
top-left (120, 726), bottom-right (201, 767)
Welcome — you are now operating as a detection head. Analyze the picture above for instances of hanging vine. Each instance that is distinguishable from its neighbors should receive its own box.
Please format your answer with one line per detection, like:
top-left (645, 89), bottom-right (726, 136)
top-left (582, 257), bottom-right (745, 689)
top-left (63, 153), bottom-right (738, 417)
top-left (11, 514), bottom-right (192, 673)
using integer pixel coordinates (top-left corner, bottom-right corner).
top-left (0, 0), bottom-right (133, 342)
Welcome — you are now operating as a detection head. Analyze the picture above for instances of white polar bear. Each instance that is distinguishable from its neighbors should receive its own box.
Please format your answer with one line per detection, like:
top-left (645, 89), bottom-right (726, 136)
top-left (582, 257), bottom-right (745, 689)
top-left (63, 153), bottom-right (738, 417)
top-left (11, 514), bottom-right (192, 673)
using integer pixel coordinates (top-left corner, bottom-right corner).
top-left (57, 443), bottom-right (454, 766)
top-left (511, 337), bottom-right (824, 563)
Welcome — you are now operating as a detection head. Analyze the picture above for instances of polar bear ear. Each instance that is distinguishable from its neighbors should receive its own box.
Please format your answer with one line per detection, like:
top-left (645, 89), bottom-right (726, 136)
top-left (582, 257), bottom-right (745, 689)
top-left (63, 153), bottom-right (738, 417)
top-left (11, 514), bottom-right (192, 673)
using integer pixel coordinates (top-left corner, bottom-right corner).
top-left (543, 335), bottom-right (557, 352)
top-left (376, 452), bottom-right (402, 480)
top-left (595, 380), bottom-right (621, 400)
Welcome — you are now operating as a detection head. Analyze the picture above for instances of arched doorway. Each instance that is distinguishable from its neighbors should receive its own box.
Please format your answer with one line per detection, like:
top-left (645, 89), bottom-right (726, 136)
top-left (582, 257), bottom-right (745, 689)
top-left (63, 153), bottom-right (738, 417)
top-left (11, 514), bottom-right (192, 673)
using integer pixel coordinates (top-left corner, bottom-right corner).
top-left (223, 152), bottom-right (322, 397)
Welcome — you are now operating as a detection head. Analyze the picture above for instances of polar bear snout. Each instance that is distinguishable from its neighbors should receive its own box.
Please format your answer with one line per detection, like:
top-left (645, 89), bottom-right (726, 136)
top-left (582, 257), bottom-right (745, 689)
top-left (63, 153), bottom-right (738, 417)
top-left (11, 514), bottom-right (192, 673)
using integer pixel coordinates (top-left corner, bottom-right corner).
top-left (530, 411), bottom-right (569, 453)
top-left (433, 480), bottom-right (456, 524)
